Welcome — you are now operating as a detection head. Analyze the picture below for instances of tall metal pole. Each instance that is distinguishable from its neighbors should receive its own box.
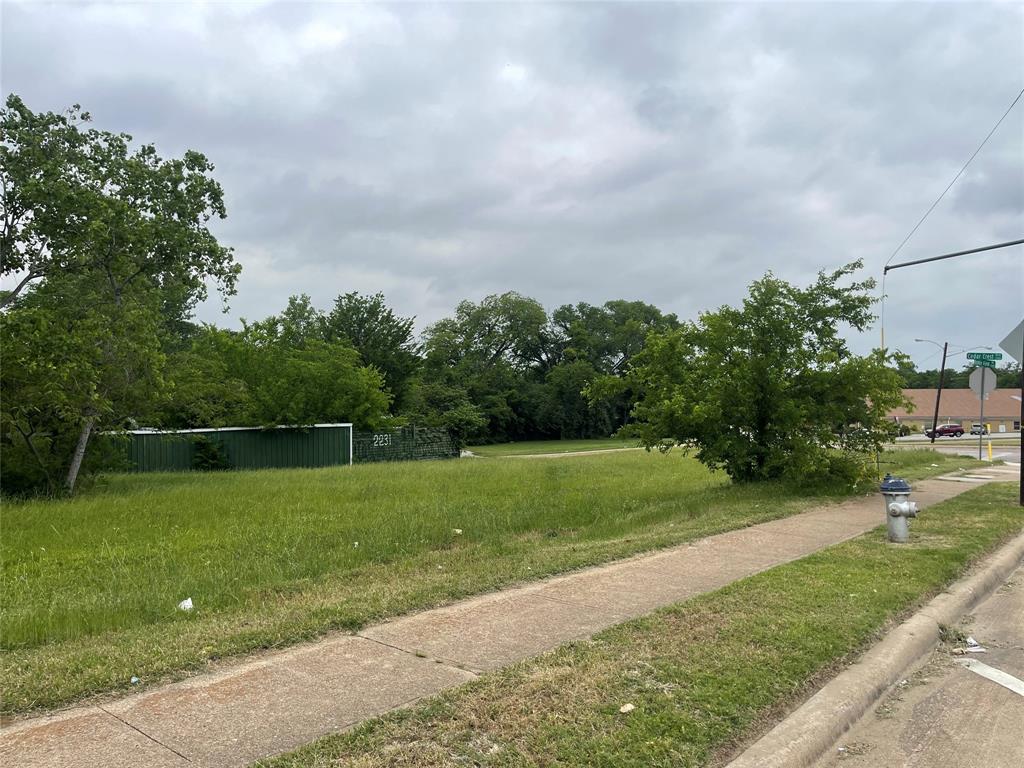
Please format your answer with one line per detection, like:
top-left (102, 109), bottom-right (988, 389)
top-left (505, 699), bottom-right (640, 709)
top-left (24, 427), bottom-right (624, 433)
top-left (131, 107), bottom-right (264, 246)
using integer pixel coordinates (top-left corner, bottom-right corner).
top-left (977, 367), bottom-right (987, 461)
top-left (884, 238), bottom-right (1024, 274)
top-left (930, 342), bottom-right (948, 444)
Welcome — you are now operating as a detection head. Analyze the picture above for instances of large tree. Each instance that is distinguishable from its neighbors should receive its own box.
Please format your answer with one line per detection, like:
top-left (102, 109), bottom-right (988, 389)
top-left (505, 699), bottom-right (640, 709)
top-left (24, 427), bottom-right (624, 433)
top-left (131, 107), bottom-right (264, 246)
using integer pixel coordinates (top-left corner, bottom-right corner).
top-left (418, 293), bottom-right (682, 442)
top-left (620, 262), bottom-right (908, 486)
top-left (1, 94), bottom-right (239, 493)
top-left (325, 292), bottom-right (421, 411)
top-left (421, 292), bottom-right (550, 441)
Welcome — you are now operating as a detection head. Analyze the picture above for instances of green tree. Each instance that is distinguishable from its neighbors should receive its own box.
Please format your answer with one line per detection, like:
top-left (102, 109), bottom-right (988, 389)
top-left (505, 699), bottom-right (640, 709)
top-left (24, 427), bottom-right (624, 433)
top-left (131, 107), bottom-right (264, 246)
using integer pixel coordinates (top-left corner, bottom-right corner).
top-left (996, 363), bottom-right (1022, 389)
top-left (159, 322), bottom-right (391, 431)
top-left (1, 94), bottom-right (239, 493)
top-left (325, 292), bottom-right (421, 411)
top-left (238, 321), bottom-right (390, 428)
top-left (423, 292), bottom-right (549, 373)
top-left (419, 293), bottom-right (682, 442)
top-left (245, 294), bottom-right (327, 349)
top-left (402, 380), bottom-right (486, 447)
top-left (536, 360), bottom-right (616, 439)
top-left (157, 329), bottom-right (255, 429)
top-left (551, 300), bottom-right (679, 373)
top-left (1, 95), bottom-right (238, 315)
top-left (620, 262), bottom-right (908, 486)
top-left (554, 299), bottom-right (680, 432)
top-left (421, 292), bottom-right (549, 441)
top-left (1, 273), bottom-right (164, 493)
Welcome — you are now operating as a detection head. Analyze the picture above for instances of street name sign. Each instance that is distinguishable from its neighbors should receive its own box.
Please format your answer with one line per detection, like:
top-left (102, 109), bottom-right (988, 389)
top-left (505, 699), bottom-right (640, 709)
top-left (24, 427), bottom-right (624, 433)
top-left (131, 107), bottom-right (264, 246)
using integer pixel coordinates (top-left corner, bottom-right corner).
top-left (966, 351), bottom-right (1002, 361)
top-left (974, 360), bottom-right (997, 369)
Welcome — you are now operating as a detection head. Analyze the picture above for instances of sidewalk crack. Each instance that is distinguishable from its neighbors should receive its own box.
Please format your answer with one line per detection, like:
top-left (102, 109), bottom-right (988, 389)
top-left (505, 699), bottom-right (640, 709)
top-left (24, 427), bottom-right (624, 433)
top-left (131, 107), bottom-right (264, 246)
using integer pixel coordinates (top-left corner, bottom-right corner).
top-left (355, 633), bottom-right (481, 676)
top-left (97, 706), bottom-right (194, 764)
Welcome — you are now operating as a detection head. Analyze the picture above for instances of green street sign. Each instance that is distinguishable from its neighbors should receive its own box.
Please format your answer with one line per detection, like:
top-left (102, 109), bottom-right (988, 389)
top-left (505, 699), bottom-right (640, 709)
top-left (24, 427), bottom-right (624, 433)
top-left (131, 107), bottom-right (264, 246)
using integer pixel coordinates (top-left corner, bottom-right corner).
top-left (966, 352), bottom-right (1002, 361)
top-left (975, 360), bottom-right (997, 369)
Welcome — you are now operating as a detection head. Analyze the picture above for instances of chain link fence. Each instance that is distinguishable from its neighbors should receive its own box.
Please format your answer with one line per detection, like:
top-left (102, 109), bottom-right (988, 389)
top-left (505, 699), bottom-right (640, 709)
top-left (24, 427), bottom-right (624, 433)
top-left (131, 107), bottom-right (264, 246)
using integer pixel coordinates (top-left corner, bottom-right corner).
top-left (352, 426), bottom-right (459, 463)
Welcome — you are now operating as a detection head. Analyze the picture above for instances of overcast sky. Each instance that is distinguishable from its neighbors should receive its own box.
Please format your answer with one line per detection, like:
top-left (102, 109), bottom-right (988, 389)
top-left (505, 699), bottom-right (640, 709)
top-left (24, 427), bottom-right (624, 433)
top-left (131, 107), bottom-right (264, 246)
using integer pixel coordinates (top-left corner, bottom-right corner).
top-left (3, 1), bottom-right (1022, 367)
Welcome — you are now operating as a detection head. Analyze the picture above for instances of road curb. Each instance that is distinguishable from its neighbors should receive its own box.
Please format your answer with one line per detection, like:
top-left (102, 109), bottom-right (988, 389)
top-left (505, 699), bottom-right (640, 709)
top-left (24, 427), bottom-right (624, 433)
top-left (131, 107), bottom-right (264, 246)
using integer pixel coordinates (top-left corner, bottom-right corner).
top-left (725, 528), bottom-right (1024, 768)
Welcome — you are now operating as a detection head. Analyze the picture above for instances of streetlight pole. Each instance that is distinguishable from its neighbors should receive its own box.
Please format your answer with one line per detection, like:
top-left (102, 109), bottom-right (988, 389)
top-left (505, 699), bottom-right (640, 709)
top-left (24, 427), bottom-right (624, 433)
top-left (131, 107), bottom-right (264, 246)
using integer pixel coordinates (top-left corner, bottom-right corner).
top-left (915, 339), bottom-right (949, 444)
top-left (914, 341), bottom-right (993, 441)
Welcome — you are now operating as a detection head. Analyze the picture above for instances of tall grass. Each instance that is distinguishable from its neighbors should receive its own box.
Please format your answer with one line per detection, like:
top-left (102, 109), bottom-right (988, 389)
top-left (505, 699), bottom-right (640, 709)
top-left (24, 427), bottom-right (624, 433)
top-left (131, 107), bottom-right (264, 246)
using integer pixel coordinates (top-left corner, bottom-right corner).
top-left (0, 448), bottom-right (976, 712)
top-left (3, 452), bottom-right (720, 648)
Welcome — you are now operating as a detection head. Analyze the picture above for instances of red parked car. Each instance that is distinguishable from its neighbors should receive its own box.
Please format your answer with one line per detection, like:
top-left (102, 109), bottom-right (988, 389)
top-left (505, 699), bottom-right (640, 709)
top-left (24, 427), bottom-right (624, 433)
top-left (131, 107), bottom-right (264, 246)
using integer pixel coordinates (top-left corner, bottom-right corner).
top-left (925, 424), bottom-right (964, 438)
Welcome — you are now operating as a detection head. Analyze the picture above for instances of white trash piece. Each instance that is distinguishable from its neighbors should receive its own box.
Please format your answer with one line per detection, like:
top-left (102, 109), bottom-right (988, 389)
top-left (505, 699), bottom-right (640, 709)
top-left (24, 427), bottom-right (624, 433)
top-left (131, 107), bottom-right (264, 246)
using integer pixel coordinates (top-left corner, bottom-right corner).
top-left (177, 597), bottom-right (194, 612)
top-left (965, 636), bottom-right (987, 653)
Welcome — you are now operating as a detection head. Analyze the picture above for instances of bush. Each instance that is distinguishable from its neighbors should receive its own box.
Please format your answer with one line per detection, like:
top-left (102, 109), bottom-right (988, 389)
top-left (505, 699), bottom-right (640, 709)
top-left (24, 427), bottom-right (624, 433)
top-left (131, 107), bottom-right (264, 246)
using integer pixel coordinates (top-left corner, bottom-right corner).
top-left (191, 435), bottom-right (231, 471)
top-left (621, 262), bottom-right (909, 484)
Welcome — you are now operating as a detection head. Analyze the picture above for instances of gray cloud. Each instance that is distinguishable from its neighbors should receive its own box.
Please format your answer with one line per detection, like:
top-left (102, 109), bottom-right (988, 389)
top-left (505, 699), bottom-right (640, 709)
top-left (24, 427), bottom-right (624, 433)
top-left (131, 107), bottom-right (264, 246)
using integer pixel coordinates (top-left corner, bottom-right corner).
top-left (2, 1), bottom-right (1022, 364)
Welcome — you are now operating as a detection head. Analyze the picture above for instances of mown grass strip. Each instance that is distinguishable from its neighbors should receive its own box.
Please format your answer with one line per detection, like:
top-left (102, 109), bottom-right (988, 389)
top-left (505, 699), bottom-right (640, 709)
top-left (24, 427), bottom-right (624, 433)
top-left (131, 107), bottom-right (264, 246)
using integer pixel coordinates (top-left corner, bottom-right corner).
top-left (466, 438), bottom-right (639, 456)
top-left (258, 482), bottom-right (1022, 768)
top-left (0, 449), bottom-right (982, 714)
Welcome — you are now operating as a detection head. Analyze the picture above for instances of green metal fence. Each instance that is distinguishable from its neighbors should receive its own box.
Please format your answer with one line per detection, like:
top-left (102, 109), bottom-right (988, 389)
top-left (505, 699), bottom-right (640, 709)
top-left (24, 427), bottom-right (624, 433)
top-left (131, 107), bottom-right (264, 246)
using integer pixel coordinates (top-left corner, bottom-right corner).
top-left (108, 424), bottom-right (458, 472)
top-left (352, 426), bottom-right (459, 463)
top-left (113, 424), bottom-right (353, 472)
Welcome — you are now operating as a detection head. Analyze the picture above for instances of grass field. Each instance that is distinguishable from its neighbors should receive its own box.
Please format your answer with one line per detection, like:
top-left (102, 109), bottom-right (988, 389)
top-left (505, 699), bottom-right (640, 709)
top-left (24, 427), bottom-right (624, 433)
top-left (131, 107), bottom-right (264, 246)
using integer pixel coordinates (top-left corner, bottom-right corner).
top-left (1, 449), bottom-right (981, 714)
top-left (466, 438), bottom-right (638, 456)
top-left (260, 482), bottom-right (1023, 768)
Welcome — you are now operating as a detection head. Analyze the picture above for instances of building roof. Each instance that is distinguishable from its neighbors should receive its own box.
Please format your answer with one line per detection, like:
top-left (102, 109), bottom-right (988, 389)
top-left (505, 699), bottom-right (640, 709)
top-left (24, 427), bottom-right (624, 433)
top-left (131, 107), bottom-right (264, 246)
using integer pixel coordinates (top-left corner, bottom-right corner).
top-left (889, 388), bottom-right (1022, 420)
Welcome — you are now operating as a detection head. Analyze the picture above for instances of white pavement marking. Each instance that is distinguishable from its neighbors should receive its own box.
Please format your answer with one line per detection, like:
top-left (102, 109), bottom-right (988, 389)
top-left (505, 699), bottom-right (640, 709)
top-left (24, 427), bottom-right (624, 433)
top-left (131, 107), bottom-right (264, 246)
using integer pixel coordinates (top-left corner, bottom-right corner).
top-left (958, 659), bottom-right (1024, 698)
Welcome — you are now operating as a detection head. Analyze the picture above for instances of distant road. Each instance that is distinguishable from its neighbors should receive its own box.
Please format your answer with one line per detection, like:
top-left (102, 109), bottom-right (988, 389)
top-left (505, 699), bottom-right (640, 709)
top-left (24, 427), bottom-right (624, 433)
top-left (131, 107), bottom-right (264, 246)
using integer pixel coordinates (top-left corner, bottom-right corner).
top-left (895, 433), bottom-right (1020, 444)
top-left (888, 437), bottom-right (1021, 464)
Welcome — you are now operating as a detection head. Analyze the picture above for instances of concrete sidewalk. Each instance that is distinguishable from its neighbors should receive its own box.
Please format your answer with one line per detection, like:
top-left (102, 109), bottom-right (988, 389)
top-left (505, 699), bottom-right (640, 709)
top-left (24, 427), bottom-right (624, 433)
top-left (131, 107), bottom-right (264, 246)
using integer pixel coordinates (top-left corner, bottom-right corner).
top-left (2, 468), bottom-right (1019, 768)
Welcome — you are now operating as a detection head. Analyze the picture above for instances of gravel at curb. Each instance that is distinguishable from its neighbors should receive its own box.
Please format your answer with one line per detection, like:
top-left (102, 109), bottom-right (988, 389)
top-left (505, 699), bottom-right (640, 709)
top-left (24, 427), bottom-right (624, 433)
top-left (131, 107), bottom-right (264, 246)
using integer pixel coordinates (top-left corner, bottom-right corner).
top-left (725, 528), bottom-right (1024, 768)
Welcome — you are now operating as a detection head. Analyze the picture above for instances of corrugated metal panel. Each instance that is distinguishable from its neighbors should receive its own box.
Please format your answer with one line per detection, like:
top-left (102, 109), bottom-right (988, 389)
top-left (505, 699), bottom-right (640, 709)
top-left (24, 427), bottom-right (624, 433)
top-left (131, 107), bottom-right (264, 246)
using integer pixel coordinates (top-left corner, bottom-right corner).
top-left (133, 433), bottom-right (193, 471)
top-left (114, 425), bottom-right (352, 472)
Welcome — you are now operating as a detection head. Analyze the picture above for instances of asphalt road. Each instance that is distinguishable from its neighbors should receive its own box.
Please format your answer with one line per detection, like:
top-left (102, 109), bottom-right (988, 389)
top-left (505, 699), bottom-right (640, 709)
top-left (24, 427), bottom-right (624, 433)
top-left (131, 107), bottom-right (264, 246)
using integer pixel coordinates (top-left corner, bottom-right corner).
top-left (817, 566), bottom-right (1024, 768)
top-left (891, 435), bottom-right (1021, 464)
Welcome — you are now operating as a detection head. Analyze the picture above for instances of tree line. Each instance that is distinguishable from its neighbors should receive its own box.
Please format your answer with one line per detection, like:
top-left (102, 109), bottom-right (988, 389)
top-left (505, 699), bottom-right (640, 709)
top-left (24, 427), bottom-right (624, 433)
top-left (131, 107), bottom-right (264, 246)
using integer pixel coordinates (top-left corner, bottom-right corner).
top-left (0, 93), bottom-right (680, 493)
top-left (154, 291), bottom-right (680, 447)
top-left (896, 363), bottom-right (1020, 390)
top-left (3, 94), bottom-right (912, 496)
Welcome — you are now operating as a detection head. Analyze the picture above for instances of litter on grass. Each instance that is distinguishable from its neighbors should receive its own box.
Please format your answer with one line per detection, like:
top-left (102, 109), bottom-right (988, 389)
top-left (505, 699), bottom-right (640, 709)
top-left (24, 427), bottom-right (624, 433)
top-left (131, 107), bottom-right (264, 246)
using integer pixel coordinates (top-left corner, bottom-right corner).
top-left (965, 636), bottom-right (988, 653)
top-left (177, 597), bottom-right (194, 612)
top-left (619, 703), bottom-right (635, 714)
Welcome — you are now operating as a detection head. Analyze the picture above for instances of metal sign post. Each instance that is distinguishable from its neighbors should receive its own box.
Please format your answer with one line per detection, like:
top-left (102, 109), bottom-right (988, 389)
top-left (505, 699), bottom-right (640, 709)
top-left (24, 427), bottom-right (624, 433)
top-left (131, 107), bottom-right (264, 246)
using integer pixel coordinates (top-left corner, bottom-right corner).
top-left (998, 319), bottom-right (1024, 506)
top-left (978, 368), bottom-right (987, 461)
top-left (968, 366), bottom-right (998, 461)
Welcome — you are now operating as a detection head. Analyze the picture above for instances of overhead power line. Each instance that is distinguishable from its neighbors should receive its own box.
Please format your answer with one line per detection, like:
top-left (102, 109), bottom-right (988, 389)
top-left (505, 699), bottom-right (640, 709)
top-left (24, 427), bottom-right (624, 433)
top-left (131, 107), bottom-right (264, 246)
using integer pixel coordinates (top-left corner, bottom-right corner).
top-left (884, 86), bottom-right (1024, 267)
